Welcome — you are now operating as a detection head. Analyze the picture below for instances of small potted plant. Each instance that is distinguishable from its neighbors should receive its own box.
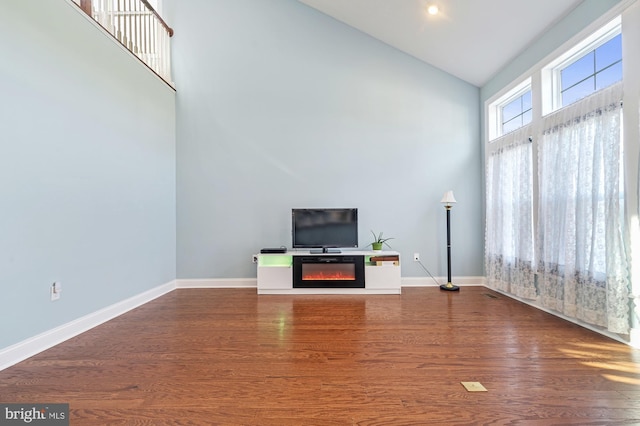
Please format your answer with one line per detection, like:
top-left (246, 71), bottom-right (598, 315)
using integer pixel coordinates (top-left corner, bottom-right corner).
top-left (369, 230), bottom-right (393, 251)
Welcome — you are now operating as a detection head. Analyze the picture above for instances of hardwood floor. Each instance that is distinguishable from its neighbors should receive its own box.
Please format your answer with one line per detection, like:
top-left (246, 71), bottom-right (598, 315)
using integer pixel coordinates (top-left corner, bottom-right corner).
top-left (2, 287), bottom-right (640, 425)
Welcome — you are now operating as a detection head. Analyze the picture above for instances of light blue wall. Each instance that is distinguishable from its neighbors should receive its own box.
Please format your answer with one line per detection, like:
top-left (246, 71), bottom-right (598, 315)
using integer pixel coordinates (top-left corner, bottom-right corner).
top-left (0, 0), bottom-right (176, 349)
top-left (164, 0), bottom-right (483, 280)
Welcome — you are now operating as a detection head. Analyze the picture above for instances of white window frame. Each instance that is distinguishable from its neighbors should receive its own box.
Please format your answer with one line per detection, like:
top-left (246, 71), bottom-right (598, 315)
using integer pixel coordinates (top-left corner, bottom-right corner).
top-left (541, 16), bottom-right (621, 116)
top-left (487, 78), bottom-right (531, 142)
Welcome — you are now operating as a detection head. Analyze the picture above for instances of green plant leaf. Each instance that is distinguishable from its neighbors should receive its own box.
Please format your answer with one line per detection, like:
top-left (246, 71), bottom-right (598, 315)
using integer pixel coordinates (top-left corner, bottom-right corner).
top-left (370, 230), bottom-right (394, 244)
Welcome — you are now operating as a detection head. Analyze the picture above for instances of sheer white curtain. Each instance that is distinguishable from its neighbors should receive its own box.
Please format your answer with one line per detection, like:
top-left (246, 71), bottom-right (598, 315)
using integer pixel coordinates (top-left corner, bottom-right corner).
top-left (485, 125), bottom-right (536, 299)
top-left (537, 82), bottom-right (629, 333)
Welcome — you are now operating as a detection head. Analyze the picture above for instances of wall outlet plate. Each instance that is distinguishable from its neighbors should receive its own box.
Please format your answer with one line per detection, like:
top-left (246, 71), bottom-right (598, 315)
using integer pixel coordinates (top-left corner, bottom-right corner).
top-left (50, 282), bottom-right (61, 301)
top-left (413, 253), bottom-right (420, 261)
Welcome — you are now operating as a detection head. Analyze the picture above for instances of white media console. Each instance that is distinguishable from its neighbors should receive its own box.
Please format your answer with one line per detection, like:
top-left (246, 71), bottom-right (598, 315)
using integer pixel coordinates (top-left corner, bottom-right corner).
top-left (256, 250), bottom-right (401, 294)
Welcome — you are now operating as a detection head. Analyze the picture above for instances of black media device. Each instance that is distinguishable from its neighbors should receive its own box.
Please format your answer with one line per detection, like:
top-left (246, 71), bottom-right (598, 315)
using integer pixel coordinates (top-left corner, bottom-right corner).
top-left (260, 247), bottom-right (287, 253)
top-left (291, 208), bottom-right (358, 253)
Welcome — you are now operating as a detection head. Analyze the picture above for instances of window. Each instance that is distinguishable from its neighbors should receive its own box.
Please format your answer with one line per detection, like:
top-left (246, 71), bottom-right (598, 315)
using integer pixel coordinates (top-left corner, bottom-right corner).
top-left (485, 14), bottom-right (630, 334)
top-left (487, 78), bottom-right (531, 141)
top-left (501, 91), bottom-right (532, 135)
top-left (542, 17), bottom-right (621, 115)
top-left (559, 34), bottom-right (622, 106)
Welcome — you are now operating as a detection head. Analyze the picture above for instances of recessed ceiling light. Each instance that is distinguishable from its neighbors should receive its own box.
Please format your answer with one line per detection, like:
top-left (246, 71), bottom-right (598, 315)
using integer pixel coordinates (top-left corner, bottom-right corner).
top-left (427, 4), bottom-right (439, 15)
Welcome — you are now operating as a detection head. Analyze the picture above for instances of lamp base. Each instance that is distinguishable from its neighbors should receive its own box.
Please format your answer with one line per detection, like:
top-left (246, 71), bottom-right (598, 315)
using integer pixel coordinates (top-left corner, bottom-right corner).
top-left (440, 282), bottom-right (460, 292)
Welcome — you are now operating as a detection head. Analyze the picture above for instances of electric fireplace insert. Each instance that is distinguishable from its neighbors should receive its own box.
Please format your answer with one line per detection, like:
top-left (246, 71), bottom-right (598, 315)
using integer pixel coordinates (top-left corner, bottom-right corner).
top-left (293, 255), bottom-right (365, 288)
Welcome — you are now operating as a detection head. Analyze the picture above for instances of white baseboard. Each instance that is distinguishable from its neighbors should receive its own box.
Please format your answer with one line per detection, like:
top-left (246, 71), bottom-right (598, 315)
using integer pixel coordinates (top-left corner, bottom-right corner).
top-left (176, 278), bottom-right (257, 288)
top-left (0, 280), bottom-right (176, 371)
top-left (402, 276), bottom-right (486, 287)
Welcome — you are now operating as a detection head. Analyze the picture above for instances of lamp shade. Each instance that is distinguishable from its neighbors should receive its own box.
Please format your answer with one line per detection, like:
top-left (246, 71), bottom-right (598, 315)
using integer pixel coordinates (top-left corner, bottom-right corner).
top-left (440, 190), bottom-right (457, 205)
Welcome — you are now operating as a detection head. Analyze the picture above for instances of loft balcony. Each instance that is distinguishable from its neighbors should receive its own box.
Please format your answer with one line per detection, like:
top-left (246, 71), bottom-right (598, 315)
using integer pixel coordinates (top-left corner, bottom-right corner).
top-left (72, 0), bottom-right (173, 86)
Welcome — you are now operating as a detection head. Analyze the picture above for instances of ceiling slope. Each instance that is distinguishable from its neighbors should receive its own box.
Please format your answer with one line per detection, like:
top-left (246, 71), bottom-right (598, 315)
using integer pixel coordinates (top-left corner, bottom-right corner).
top-left (298, 0), bottom-right (584, 86)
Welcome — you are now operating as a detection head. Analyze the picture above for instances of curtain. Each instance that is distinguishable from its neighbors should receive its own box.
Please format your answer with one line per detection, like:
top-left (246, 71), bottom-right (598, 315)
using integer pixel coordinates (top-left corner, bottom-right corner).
top-left (485, 125), bottom-right (536, 299)
top-left (537, 82), bottom-right (629, 333)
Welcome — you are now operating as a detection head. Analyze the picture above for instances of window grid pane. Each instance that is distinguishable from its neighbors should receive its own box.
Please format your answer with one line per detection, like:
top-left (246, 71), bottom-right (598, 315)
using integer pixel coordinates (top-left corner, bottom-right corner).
top-left (560, 33), bottom-right (621, 108)
top-left (502, 97), bottom-right (523, 123)
top-left (522, 91), bottom-right (532, 111)
top-left (596, 61), bottom-right (622, 91)
top-left (562, 78), bottom-right (595, 106)
top-left (503, 116), bottom-right (523, 134)
top-left (501, 91), bottom-right (532, 135)
top-left (561, 53), bottom-right (594, 89)
top-left (595, 34), bottom-right (622, 71)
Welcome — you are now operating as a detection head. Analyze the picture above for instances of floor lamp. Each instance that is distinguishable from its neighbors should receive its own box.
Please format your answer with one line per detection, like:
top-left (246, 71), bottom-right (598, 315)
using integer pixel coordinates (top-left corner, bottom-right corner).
top-left (440, 190), bottom-right (460, 291)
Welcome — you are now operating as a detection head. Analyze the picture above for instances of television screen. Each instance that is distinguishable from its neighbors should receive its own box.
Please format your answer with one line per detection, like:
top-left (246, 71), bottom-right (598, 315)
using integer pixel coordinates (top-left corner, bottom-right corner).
top-left (292, 208), bottom-right (358, 249)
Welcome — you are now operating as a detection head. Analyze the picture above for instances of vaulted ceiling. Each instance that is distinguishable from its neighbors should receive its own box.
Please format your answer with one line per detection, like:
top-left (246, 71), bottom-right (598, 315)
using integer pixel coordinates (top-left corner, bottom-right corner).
top-left (298, 0), bottom-right (584, 87)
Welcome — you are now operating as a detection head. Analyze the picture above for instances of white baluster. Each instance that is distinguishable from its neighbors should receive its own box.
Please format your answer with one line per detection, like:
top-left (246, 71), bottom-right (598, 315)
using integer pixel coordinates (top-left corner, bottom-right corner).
top-left (79, 0), bottom-right (172, 83)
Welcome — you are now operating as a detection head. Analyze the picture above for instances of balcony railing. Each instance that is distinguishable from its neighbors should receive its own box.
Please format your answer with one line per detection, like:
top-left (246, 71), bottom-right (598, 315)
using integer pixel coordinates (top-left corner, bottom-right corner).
top-left (73, 0), bottom-right (174, 85)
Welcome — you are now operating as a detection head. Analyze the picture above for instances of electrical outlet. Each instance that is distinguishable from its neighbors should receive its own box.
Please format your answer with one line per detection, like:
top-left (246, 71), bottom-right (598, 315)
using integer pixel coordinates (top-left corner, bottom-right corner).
top-left (50, 281), bottom-right (62, 301)
top-left (252, 255), bottom-right (258, 264)
top-left (413, 253), bottom-right (420, 262)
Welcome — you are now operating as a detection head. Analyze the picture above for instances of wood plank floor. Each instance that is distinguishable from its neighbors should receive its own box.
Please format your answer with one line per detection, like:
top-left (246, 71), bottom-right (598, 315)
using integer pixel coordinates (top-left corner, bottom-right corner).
top-left (2, 287), bottom-right (640, 425)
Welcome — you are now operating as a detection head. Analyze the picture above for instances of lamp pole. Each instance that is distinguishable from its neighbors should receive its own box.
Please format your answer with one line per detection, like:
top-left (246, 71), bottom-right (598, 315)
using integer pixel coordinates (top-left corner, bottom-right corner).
top-left (440, 191), bottom-right (460, 292)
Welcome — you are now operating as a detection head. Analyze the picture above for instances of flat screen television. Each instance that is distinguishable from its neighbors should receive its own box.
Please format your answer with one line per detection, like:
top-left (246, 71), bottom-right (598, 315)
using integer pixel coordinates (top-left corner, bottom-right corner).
top-left (292, 208), bottom-right (358, 253)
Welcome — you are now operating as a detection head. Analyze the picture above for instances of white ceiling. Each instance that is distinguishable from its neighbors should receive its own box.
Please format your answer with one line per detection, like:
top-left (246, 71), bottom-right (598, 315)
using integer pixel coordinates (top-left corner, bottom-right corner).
top-left (298, 0), bottom-right (584, 87)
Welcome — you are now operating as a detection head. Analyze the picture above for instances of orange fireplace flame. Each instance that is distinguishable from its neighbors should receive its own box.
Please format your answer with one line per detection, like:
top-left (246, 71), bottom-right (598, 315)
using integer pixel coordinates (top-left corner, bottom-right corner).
top-left (302, 272), bottom-right (355, 281)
